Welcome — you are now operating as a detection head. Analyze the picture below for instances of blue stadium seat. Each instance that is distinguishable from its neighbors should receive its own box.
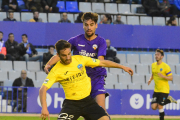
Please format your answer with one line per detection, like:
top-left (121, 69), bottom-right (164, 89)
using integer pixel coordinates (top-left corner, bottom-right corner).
top-left (66, 1), bottom-right (81, 13)
top-left (17, 0), bottom-right (29, 12)
top-left (56, 1), bottom-right (67, 12)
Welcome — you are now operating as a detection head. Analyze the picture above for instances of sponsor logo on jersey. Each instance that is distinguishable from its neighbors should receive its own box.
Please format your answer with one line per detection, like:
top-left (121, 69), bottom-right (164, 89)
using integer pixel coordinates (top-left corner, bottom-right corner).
top-left (44, 79), bottom-right (49, 84)
top-left (78, 44), bottom-right (85, 47)
top-left (79, 50), bottom-right (97, 57)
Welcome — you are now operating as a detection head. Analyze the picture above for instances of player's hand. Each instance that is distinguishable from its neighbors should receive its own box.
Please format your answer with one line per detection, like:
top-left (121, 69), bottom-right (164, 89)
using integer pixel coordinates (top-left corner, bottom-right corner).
top-left (44, 64), bottom-right (51, 74)
top-left (148, 80), bottom-right (151, 85)
top-left (158, 73), bottom-right (164, 78)
top-left (40, 108), bottom-right (50, 120)
top-left (123, 67), bottom-right (133, 76)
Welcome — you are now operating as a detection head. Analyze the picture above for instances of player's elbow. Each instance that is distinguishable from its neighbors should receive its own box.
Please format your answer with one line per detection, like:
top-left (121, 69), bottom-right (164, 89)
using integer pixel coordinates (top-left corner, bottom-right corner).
top-left (39, 85), bottom-right (48, 95)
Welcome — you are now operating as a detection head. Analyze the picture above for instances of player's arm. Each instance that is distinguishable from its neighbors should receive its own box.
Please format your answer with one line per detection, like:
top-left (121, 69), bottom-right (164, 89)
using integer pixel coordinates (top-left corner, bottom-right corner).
top-left (98, 56), bottom-right (104, 60)
top-left (148, 74), bottom-right (153, 85)
top-left (39, 85), bottom-right (50, 120)
top-left (98, 60), bottom-right (133, 76)
top-left (44, 55), bottom-right (60, 74)
top-left (158, 73), bottom-right (173, 81)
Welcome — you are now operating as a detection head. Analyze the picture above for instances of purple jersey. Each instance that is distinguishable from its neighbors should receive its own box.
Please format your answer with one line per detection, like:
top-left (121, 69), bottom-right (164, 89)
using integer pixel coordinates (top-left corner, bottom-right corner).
top-left (68, 34), bottom-right (107, 80)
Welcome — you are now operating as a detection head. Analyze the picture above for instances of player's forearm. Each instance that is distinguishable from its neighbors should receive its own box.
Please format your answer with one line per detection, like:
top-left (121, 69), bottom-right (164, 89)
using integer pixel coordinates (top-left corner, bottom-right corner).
top-left (149, 75), bottom-right (153, 81)
top-left (99, 60), bottom-right (125, 69)
top-left (39, 86), bottom-right (48, 109)
top-left (163, 76), bottom-right (173, 81)
top-left (46, 55), bottom-right (60, 66)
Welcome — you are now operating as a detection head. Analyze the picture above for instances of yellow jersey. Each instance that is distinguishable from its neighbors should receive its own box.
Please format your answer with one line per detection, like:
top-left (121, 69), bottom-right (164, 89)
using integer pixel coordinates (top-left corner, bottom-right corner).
top-left (151, 62), bottom-right (172, 93)
top-left (42, 55), bottom-right (100, 100)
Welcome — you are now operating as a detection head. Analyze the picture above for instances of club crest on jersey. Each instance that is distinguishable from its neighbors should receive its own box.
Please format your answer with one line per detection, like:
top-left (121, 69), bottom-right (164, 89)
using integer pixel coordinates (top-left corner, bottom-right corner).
top-left (160, 68), bottom-right (163, 71)
top-left (77, 64), bottom-right (83, 70)
top-left (92, 44), bottom-right (98, 50)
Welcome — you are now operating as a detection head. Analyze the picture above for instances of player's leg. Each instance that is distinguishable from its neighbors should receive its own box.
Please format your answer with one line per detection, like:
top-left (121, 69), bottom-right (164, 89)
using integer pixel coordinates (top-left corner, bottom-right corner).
top-left (158, 104), bottom-right (164, 120)
top-left (95, 94), bottom-right (106, 112)
top-left (151, 92), bottom-right (159, 110)
top-left (167, 95), bottom-right (177, 104)
top-left (98, 116), bottom-right (109, 120)
top-left (151, 103), bottom-right (158, 110)
top-left (57, 99), bottom-right (81, 120)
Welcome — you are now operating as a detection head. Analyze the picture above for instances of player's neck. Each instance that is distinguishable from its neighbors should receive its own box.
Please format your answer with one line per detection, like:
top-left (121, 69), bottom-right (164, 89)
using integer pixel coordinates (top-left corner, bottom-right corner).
top-left (85, 34), bottom-right (97, 41)
top-left (157, 60), bottom-right (162, 65)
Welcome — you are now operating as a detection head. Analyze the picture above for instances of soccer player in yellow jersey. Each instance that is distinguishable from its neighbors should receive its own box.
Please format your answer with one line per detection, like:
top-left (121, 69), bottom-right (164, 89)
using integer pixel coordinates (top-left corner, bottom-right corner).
top-left (39, 40), bottom-right (133, 120)
top-left (148, 49), bottom-right (177, 120)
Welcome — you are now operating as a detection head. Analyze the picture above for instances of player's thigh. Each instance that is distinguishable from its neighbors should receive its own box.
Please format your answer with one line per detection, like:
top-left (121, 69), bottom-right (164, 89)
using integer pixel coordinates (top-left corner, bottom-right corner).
top-left (158, 104), bottom-right (164, 109)
top-left (95, 94), bottom-right (106, 111)
top-left (98, 116), bottom-right (109, 120)
top-left (158, 93), bottom-right (169, 106)
top-left (57, 100), bottom-right (81, 120)
top-left (151, 103), bottom-right (158, 110)
top-left (151, 92), bottom-right (159, 110)
top-left (83, 98), bottom-right (108, 120)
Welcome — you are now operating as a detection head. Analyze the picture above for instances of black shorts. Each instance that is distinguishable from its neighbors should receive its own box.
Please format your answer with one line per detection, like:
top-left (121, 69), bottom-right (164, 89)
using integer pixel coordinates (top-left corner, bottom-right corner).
top-left (57, 95), bottom-right (108, 120)
top-left (151, 92), bottom-right (169, 106)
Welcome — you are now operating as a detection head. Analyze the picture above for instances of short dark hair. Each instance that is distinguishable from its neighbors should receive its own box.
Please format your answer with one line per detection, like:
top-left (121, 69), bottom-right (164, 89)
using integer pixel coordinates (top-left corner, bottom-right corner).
top-left (48, 45), bottom-right (55, 50)
top-left (33, 11), bottom-right (39, 15)
top-left (9, 12), bottom-right (13, 14)
top-left (55, 40), bottom-right (71, 55)
top-left (8, 33), bottom-right (14, 37)
top-left (22, 34), bottom-right (28, 38)
top-left (81, 12), bottom-right (98, 23)
top-left (0, 31), bottom-right (3, 35)
top-left (156, 49), bottom-right (164, 56)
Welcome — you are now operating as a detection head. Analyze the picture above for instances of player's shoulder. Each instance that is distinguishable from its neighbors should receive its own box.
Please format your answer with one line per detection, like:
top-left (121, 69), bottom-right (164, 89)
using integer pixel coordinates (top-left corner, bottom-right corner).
top-left (97, 35), bottom-right (106, 42)
top-left (50, 61), bottom-right (61, 73)
top-left (151, 62), bottom-right (157, 66)
top-left (68, 34), bottom-right (84, 41)
top-left (162, 62), bottom-right (170, 68)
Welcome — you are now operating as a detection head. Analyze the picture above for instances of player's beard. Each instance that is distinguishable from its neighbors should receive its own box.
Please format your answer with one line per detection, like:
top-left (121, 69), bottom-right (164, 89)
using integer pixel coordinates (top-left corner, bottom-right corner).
top-left (60, 58), bottom-right (72, 65)
top-left (85, 32), bottom-right (94, 38)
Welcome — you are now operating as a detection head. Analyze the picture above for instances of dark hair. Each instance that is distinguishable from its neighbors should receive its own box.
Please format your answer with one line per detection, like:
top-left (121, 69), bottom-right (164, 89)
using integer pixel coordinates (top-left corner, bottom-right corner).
top-left (48, 45), bottom-right (55, 50)
top-left (22, 34), bottom-right (28, 38)
top-left (104, 14), bottom-right (112, 23)
top-left (166, 16), bottom-right (176, 26)
top-left (0, 31), bottom-right (3, 35)
top-left (8, 33), bottom-right (14, 37)
top-left (33, 11), bottom-right (39, 15)
top-left (55, 40), bottom-right (71, 55)
top-left (156, 49), bottom-right (164, 56)
top-left (81, 12), bottom-right (98, 23)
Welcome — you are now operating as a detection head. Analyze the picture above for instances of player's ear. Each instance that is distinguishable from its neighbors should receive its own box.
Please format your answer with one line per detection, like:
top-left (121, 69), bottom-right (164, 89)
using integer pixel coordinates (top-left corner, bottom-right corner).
top-left (96, 23), bottom-right (98, 29)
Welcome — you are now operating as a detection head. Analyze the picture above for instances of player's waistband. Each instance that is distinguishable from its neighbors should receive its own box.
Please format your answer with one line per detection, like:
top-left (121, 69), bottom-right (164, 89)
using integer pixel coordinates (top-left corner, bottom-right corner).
top-left (65, 95), bottom-right (92, 102)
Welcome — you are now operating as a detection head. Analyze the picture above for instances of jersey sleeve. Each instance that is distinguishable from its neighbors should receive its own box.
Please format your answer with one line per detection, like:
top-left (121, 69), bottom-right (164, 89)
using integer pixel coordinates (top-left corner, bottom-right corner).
top-left (97, 38), bottom-right (107, 57)
top-left (82, 56), bottom-right (100, 68)
top-left (68, 37), bottom-right (76, 50)
top-left (42, 71), bottom-right (57, 89)
top-left (166, 64), bottom-right (172, 76)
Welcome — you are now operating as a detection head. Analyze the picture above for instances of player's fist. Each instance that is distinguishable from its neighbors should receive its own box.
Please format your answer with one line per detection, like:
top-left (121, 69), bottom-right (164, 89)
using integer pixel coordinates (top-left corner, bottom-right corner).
top-left (44, 64), bottom-right (51, 74)
top-left (148, 80), bottom-right (151, 85)
top-left (123, 67), bottom-right (133, 76)
top-left (158, 73), bottom-right (164, 78)
top-left (40, 108), bottom-right (50, 120)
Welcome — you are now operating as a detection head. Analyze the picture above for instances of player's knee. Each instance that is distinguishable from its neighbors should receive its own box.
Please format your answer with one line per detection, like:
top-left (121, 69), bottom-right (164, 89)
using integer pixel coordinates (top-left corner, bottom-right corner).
top-left (158, 104), bottom-right (163, 109)
top-left (151, 104), bottom-right (157, 110)
top-left (98, 116), bottom-right (109, 120)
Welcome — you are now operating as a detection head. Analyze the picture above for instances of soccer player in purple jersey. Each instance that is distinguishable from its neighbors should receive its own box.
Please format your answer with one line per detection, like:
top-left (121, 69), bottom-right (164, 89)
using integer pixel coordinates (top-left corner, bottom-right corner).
top-left (44, 12), bottom-right (110, 116)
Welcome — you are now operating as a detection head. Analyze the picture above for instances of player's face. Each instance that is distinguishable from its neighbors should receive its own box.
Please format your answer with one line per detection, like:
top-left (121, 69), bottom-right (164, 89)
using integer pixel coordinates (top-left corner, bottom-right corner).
top-left (83, 19), bottom-right (97, 38)
top-left (155, 52), bottom-right (163, 61)
top-left (59, 48), bottom-right (72, 65)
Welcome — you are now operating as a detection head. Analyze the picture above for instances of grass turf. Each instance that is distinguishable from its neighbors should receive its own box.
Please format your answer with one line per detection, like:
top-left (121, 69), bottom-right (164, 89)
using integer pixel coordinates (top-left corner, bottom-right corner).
top-left (0, 116), bottom-right (178, 120)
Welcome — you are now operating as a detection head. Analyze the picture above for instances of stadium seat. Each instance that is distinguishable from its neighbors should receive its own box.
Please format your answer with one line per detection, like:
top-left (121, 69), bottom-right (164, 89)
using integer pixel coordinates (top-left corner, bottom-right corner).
top-left (39, 13), bottom-right (47, 22)
top-left (36, 71), bottom-right (47, 81)
top-left (116, 54), bottom-right (126, 64)
top-left (105, 67), bottom-right (109, 73)
top-left (21, 12), bottom-right (33, 22)
top-left (128, 83), bottom-right (141, 90)
top-left (105, 3), bottom-right (118, 14)
top-left (113, 15), bottom-right (127, 24)
top-left (13, 61), bottom-right (27, 71)
top-left (51, 83), bottom-right (59, 88)
top-left (27, 71), bottom-right (36, 81)
top-left (127, 16), bottom-right (140, 25)
top-left (136, 64), bottom-right (149, 74)
top-left (33, 80), bottom-right (44, 87)
top-left (97, 15), bottom-right (101, 24)
top-left (142, 83), bottom-right (154, 90)
top-left (0, 12), bottom-right (6, 21)
top-left (79, 2), bottom-right (92, 12)
top-left (132, 74), bottom-right (145, 84)
top-left (127, 54), bottom-right (139, 64)
top-left (48, 13), bottom-right (60, 23)
top-left (131, 4), bottom-right (143, 14)
top-left (27, 62), bottom-right (40, 71)
top-left (92, 3), bottom-right (105, 13)
top-left (66, 1), bottom-right (81, 13)
top-left (123, 64), bottom-right (136, 74)
top-left (74, 14), bottom-right (78, 21)
top-left (0, 61), bottom-right (13, 71)
top-left (118, 74), bottom-right (131, 84)
top-left (169, 83), bottom-right (180, 90)
top-left (109, 68), bottom-right (123, 74)
top-left (140, 16), bottom-right (153, 25)
top-left (9, 71), bottom-right (21, 80)
top-left (145, 74), bottom-right (151, 83)
top-left (140, 54), bottom-right (153, 64)
top-left (13, 12), bottom-right (21, 21)
top-left (153, 17), bottom-right (166, 26)
top-left (115, 83), bottom-right (128, 89)
top-left (172, 74), bottom-right (180, 84)
top-left (56, 1), bottom-right (67, 12)
top-left (67, 14), bottom-right (74, 23)
top-left (105, 82), bottom-right (115, 89)
top-left (17, 0), bottom-right (29, 12)
top-left (176, 64), bottom-right (180, 75)
top-left (168, 64), bottom-right (176, 74)
top-left (105, 73), bottom-right (118, 84)
top-left (118, 4), bottom-right (131, 14)
top-left (167, 54), bottom-right (179, 64)
top-left (0, 104), bottom-right (12, 112)
top-left (166, 17), bottom-right (179, 26)
top-left (0, 71), bottom-right (8, 81)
